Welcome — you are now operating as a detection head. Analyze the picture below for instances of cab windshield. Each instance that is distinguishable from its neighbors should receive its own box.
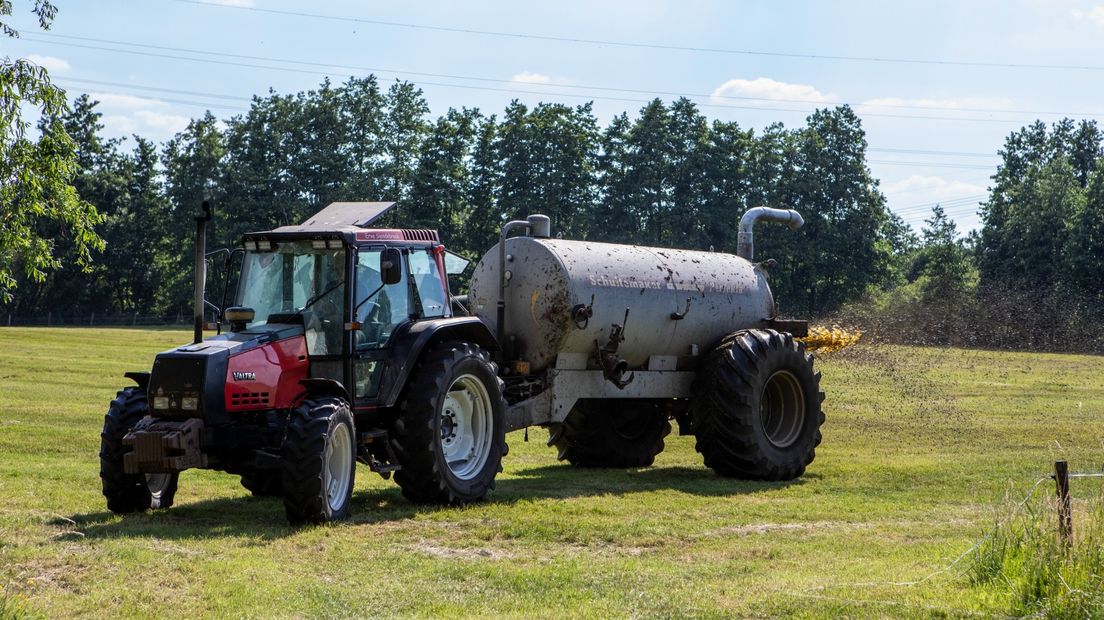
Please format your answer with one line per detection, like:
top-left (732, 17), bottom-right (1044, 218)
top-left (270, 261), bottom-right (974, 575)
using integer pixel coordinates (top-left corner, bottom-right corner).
top-left (236, 241), bottom-right (346, 355)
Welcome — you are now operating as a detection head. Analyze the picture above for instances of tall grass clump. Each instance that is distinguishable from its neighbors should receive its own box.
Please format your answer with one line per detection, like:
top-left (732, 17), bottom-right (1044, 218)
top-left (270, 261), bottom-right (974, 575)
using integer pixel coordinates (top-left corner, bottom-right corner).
top-left (0, 594), bottom-right (43, 620)
top-left (970, 483), bottom-right (1104, 618)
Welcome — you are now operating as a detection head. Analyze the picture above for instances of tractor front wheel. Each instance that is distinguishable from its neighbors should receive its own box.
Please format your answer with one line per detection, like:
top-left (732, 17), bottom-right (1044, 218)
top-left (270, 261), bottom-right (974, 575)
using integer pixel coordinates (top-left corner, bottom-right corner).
top-left (391, 342), bottom-right (506, 505)
top-left (281, 397), bottom-right (357, 525)
top-left (99, 387), bottom-right (179, 513)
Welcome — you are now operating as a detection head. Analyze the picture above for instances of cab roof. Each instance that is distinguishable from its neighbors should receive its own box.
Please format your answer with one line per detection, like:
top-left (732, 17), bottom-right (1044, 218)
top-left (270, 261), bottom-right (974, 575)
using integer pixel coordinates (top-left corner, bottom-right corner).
top-left (243, 202), bottom-right (440, 245)
top-left (270, 201), bottom-right (396, 234)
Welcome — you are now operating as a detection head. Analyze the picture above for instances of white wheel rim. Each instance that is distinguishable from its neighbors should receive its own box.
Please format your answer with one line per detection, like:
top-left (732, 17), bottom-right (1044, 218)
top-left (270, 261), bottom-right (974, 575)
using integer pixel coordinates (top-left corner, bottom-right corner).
top-left (761, 370), bottom-right (806, 448)
top-left (439, 373), bottom-right (494, 480)
top-left (323, 422), bottom-right (353, 512)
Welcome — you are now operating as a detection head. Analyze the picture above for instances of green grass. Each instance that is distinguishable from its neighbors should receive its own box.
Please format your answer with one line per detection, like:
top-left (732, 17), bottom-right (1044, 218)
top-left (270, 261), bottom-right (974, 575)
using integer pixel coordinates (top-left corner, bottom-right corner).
top-left (1, 328), bottom-right (1103, 618)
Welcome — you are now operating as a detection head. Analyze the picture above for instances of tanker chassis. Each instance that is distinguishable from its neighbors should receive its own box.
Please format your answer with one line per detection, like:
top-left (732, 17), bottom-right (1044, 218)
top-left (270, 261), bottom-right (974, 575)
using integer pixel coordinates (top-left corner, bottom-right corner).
top-left (101, 201), bottom-right (823, 524)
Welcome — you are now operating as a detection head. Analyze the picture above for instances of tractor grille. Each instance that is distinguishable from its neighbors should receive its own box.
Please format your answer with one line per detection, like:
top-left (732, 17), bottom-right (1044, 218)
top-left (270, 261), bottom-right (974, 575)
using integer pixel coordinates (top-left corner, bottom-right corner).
top-left (230, 391), bottom-right (271, 408)
top-left (402, 229), bottom-right (438, 241)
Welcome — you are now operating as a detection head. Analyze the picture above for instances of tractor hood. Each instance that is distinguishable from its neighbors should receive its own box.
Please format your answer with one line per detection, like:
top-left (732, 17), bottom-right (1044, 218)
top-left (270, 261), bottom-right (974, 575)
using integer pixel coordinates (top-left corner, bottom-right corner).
top-left (148, 324), bottom-right (304, 424)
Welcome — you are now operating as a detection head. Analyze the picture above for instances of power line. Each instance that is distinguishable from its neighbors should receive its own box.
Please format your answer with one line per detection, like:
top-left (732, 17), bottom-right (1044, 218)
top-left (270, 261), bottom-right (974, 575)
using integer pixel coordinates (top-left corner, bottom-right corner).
top-left (892, 202), bottom-right (986, 219)
top-left (30, 32), bottom-right (1104, 119)
top-left (869, 147), bottom-right (998, 159)
top-left (16, 36), bottom-right (1068, 125)
top-left (167, 0), bottom-right (1104, 73)
top-left (897, 194), bottom-right (987, 210)
top-left (869, 160), bottom-right (996, 171)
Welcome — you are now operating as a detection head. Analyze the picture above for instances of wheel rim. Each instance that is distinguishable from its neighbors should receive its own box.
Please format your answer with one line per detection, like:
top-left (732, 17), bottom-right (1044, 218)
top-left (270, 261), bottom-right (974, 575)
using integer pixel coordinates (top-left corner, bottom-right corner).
top-left (323, 422), bottom-right (353, 512)
top-left (761, 370), bottom-right (806, 448)
top-left (439, 373), bottom-right (494, 480)
top-left (145, 473), bottom-right (170, 499)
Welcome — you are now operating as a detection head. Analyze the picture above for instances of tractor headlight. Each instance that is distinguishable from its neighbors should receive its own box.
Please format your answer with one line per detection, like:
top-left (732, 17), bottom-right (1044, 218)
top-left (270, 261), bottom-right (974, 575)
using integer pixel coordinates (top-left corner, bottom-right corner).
top-left (327, 239), bottom-right (342, 250)
top-left (312, 239), bottom-right (327, 249)
top-left (181, 397), bottom-right (198, 411)
top-left (244, 240), bottom-right (257, 252)
top-left (153, 396), bottom-right (169, 410)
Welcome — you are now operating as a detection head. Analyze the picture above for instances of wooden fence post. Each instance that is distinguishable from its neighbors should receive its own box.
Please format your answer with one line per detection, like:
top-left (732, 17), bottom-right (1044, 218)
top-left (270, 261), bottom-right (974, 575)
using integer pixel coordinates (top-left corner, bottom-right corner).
top-left (1055, 460), bottom-right (1072, 547)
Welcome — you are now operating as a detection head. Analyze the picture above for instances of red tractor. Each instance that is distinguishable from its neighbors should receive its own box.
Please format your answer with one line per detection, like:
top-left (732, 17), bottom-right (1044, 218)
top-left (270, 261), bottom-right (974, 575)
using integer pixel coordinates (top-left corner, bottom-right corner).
top-left (101, 202), bottom-right (505, 524)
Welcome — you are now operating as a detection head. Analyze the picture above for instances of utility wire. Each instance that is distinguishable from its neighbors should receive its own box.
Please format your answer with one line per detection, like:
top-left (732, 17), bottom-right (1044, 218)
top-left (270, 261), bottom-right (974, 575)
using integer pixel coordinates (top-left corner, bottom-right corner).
top-left (17, 36), bottom-right (1063, 125)
top-left (168, 0), bottom-right (1104, 73)
top-left (28, 32), bottom-right (1104, 119)
top-left (869, 160), bottom-right (996, 170)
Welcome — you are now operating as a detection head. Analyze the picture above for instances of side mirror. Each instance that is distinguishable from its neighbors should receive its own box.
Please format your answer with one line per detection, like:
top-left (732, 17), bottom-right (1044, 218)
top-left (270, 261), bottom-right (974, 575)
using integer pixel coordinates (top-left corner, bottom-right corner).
top-left (380, 248), bottom-right (402, 285)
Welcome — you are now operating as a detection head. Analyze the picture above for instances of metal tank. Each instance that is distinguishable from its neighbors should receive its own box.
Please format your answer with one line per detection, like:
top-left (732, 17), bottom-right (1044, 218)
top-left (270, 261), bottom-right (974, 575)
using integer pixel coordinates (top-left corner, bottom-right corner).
top-left (468, 224), bottom-right (781, 375)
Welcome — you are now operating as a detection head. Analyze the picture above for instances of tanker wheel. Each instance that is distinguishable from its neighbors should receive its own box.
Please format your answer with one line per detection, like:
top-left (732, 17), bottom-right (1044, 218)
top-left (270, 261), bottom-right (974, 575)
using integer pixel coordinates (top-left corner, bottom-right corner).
top-left (99, 387), bottom-right (179, 513)
top-left (390, 341), bottom-right (506, 505)
top-left (281, 397), bottom-right (356, 525)
top-left (240, 471), bottom-right (282, 497)
top-left (691, 329), bottom-right (824, 480)
top-left (548, 401), bottom-right (672, 468)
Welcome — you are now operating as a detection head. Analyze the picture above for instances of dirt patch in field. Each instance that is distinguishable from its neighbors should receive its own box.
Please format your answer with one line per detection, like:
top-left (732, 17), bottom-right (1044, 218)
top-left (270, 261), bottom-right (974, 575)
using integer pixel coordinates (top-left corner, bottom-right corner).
top-left (408, 541), bottom-right (514, 560)
top-left (705, 520), bottom-right (874, 538)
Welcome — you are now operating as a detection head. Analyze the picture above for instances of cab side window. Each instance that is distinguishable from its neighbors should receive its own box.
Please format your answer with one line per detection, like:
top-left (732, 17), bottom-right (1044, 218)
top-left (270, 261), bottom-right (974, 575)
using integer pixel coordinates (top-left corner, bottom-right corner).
top-left (354, 249), bottom-right (410, 350)
top-left (408, 250), bottom-right (447, 318)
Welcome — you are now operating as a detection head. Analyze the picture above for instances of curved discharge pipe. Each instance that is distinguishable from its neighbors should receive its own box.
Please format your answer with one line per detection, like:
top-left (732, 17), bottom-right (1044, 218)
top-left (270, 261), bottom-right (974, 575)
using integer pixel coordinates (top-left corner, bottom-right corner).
top-left (736, 207), bottom-right (804, 261)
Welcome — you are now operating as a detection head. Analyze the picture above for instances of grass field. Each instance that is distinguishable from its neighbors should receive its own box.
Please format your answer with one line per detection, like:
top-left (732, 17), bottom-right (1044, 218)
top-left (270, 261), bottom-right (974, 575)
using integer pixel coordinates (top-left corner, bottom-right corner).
top-left (1, 327), bottom-right (1103, 618)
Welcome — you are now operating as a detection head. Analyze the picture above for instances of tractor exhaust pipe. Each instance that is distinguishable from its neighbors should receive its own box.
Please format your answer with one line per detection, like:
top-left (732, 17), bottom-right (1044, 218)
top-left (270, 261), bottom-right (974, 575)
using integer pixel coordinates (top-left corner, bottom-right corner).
top-left (193, 202), bottom-right (213, 344)
top-left (737, 206), bottom-right (804, 261)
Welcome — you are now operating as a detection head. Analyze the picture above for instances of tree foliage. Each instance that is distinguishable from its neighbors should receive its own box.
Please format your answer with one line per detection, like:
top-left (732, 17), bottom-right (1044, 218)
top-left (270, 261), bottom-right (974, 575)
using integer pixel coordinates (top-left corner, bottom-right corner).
top-left (1, 1), bottom-right (102, 303)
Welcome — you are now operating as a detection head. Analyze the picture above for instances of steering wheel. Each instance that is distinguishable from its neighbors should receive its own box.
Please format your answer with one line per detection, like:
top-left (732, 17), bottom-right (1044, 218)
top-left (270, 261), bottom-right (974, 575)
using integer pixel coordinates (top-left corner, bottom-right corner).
top-left (360, 301), bottom-right (384, 346)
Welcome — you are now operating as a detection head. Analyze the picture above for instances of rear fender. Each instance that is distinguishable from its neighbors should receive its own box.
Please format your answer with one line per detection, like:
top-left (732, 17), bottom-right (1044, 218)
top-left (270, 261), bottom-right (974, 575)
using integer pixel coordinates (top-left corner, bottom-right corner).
top-left (378, 316), bottom-right (498, 408)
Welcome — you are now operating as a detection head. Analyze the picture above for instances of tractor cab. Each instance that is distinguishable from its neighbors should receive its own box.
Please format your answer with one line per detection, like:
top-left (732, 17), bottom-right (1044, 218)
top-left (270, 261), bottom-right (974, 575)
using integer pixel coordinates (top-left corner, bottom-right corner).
top-left (226, 202), bottom-right (476, 407)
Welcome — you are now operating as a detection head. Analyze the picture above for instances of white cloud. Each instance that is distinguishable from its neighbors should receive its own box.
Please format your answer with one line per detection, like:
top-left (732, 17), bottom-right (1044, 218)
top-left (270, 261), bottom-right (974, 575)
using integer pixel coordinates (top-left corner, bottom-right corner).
top-left (883, 174), bottom-right (988, 199)
top-left (87, 92), bottom-right (190, 140)
top-left (1072, 5), bottom-right (1104, 27)
top-left (711, 77), bottom-right (832, 104)
top-left (511, 71), bottom-right (553, 85)
top-left (880, 174), bottom-right (990, 232)
top-left (101, 111), bottom-right (190, 138)
top-left (25, 54), bottom-right (70, 72)
top-left (89, 92), bottom-right (169, 110)
top-left (859, 96), bottom-right (1015, 114)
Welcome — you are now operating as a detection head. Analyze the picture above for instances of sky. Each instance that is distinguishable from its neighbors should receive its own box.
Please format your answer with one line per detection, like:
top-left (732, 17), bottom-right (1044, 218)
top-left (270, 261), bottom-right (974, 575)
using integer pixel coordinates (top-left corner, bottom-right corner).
top-left (7, 0), bottom-right (1104, 235)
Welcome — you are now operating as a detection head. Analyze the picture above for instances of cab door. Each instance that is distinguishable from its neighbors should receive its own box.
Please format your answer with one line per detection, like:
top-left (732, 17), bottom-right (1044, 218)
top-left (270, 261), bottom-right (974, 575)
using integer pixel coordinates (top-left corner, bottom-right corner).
top-left (351, 247), bottom-right (412, 406)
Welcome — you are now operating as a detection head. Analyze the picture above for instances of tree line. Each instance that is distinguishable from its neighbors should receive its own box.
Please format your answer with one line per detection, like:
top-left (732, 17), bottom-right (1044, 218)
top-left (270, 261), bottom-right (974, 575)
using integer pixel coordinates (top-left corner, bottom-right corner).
top-left (4, 75), bottom-right (898, 319)
top-left (844, 119), bottom-right (1104, 352)
top-left (7, 72), bottom-right (1104, 352)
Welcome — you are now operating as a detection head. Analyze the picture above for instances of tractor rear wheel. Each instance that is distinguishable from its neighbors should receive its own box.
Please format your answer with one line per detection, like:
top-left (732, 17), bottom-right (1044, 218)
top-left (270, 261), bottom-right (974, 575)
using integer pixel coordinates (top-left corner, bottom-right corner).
top-left (691, 329), bottom-right (824, 480)
top-left (548, 401), bottom-right (671, 468)
top-left (240, 471), bottom-right (282, 497)
top-left (99, 387), bottom-right (179, 513)
top-left (391, 342), bottom-right (506, 505)
top-left (281, 397), bottom-right (356, 525)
